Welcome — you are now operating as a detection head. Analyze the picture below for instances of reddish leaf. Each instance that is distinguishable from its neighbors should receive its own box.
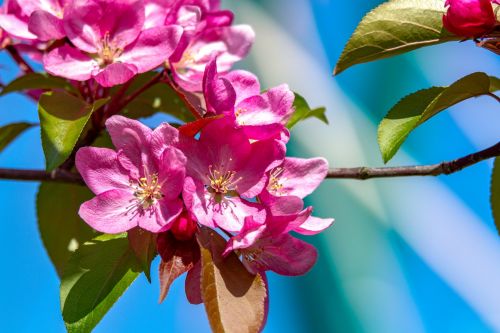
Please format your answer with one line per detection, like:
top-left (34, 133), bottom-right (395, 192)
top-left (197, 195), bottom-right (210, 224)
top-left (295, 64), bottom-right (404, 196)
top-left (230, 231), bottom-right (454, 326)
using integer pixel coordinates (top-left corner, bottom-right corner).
top-left (127, 227), bottom-right (157, 282)
top-left (179, 115), bottom-right (223, 137)
top-left (157, 232), bottom-right (200, 303)
top-left (198, 227), bottom-right (268, 333)
top-left (185, 261), bottom-right (202, 305)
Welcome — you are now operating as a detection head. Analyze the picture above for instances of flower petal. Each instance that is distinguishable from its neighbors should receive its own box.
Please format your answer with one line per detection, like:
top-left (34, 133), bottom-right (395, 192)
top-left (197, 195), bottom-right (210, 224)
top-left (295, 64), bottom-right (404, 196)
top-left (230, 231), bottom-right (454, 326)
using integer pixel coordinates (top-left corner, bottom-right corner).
top-left (277, 157), bottom-right (329, 198)
top-left (294, 216), bottom-right (334, 236)
top-left (139, 198), bottom-right (182, 233)
top-left (79, 189), bottom-right (137, 234)
top-left (43, 44), bottom-right (97, 81)
top-left (0, 14), bottom-right (36, 40)
top-left (158, 146), bottom-right (186, 201)
top-left (118, 25), bottom-right (183, 73)
top-left (93, 62), bottom-right (138, 87)
top-left (223, 216), bottom-right (266, 255)
top-left (149, 122), bottom-right (180, 160)
top-left (75, 147), bottom-right (131, 194)
top-left (28, 10), bottom-right (65, 41)
top-left (224, 70), bottom-right (260, 105)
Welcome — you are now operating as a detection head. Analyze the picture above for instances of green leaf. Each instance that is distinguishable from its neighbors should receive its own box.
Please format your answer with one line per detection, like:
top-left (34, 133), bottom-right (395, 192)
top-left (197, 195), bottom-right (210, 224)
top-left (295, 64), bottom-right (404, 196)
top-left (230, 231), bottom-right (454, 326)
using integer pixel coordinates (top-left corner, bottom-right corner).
top-left (61, 234), bottom-right (141, 333)
top-left (1, 73), bottom-right (78, 96)
top-left (491, 158), bottom-right (500, 235)
top-left (0, 122), bottom-right (33, 153)
top-left (287, 93), bottom-right (328, 129)
top-left (119, 73), bottom-right (195, 122)
top-left (38, 92), bottom-right (105, 171)
top-left (37, 182), bottom-right (97, 276)
top-left (378, 73), bottom-right (500, 163)
top-left (334, 0), bottom-right (460, 75)
top-left (198, 228), bottom-right (268, 333)
top-left (127, 228), bottom-right (157, 282)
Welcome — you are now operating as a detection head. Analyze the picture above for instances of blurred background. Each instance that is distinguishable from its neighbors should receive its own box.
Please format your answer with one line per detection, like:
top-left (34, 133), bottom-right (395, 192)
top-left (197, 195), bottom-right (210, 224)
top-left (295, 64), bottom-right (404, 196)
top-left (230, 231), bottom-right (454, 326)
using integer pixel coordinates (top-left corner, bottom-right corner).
top-left (1, 0), bottom-right (500, 332)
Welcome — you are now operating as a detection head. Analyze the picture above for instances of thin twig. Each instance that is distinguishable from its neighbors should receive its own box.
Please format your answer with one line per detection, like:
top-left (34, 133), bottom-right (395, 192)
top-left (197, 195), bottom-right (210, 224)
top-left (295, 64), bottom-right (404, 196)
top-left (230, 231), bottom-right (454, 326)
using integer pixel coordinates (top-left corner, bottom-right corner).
top-left (116, 70), bottom-right (164, 113)
top-left (164, 73), bottom-right (202, 120)
top-left (487, 92), bottom-right (500, 104)
top-left (327, 141), bottom-right (500, 180)
top-left (1, 142), bottom-right (499, 184)
top-left (5, 45), bottom-right (34, 74)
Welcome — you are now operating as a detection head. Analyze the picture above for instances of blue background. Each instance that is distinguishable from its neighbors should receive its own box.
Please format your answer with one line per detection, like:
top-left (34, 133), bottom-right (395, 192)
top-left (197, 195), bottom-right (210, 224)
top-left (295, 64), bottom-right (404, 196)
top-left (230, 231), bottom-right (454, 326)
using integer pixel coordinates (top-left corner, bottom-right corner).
top-left (1, 0), bottom-right (499, 332)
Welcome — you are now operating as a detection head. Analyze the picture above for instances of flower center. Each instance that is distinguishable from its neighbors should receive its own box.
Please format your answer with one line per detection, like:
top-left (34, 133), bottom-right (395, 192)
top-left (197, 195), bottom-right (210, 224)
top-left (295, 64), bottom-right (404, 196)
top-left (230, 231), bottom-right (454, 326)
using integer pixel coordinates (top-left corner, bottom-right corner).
top-left (242, 248), bottom-right (263, 262)
top-left (207, 165), bottom-right (241, 196)
top-left (267, 167), bottom-right (286, 195)
top-left (175, 51), bottom-right (196, 74)
top-left (99, 32), bottom-right (123, 66)
top-left (132, 174), bottom-right (163, 210)
top-left (235, 108), bottom-right (246, 125)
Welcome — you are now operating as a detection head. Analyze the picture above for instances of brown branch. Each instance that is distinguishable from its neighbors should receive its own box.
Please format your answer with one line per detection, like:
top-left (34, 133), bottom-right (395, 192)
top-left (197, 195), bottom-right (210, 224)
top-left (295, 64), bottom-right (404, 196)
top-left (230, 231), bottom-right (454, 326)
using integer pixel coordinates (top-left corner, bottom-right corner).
top-left (115, 70), bottom-right (164, 113)
top-left (487, 92), bottom-right (500, 104)
top-left (1, 142), bottom-right (499, 185)
top-left (5, 45), bottom-right (34, 74)
top-left (327, 141), bottom-right (500, 180)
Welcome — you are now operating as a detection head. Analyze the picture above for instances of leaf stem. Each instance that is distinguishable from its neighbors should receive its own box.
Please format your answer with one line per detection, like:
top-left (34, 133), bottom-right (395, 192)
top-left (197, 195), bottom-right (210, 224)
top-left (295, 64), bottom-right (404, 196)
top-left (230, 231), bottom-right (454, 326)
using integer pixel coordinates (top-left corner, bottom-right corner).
top-left (486, 92), bottom-right (500, 104)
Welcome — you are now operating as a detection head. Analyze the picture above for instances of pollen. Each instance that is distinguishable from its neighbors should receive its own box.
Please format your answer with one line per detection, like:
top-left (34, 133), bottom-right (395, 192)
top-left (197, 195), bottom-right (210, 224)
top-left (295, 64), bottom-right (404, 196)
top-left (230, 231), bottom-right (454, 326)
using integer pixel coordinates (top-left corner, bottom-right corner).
top-left (131, 174), bottom-right (163, 210)
top-left (268, 167), bottom-right (286, 195)
top-left (207, 165), bottom-right (241, 195)
top-left (99, 32), bottom-right (123, 66)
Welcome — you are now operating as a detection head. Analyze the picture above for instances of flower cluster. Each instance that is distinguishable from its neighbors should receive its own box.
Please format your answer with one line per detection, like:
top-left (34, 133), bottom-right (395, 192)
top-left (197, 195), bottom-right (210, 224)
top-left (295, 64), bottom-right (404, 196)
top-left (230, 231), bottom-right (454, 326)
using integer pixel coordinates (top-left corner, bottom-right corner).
top-left (0, 0), bottom-right (333, 279)
top-left (443, 0), bottom-right (499, 38)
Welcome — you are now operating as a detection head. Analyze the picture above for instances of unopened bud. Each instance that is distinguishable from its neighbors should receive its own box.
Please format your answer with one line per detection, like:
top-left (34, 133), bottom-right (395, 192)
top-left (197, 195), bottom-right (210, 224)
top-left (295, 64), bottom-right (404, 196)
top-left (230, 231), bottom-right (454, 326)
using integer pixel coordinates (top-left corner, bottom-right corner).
top-left (443, 0), bottom-right (497, 38)
top-left (171, 212), bottom-right (198, 241)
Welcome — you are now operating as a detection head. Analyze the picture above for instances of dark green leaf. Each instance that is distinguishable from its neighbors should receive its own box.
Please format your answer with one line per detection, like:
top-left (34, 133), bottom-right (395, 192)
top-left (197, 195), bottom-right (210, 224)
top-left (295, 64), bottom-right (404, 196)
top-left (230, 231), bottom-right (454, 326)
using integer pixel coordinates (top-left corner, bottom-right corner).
top-left (127, 228), bottom-right (157, 282)
top-left (1, 73), bottom-right (78, 96)
top-left (335, 0), bottom-right (460, 75)
top-left (38, 92), bottom-right (105, 171)
top-left (287, 93), bottom-right (328, 129)
top-left (378, 73), bottom-right (500, 163)
top-left (491, 158), bottom-right (500, 235)
top-left (61, 234), bottom-right (141, 333)
top-left (37, 182), bottom-right (97, 276)
top-left (0, 122), bottom-right (33, 153)
top-left (198, 228), bottom-right (267, 333)
top-left (119, 73), bottom-right (195, 122)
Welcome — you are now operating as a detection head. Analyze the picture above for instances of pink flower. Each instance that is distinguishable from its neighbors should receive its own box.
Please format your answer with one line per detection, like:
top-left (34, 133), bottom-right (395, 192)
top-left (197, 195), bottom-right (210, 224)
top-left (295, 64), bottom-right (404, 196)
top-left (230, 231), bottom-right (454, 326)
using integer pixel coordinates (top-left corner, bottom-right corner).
top-left (443, 0), bottom-right (497, 38)
top-left (260, 157), bottom-right (334, 235)
top-left (171, 23), bottom-right (254, 91)
top-left (76, 116), bottom-right (186, 233)
top-left (203, 59), bottom-right (294, 140)
top-left (223, 212), bottom-right (318, 276)
top-left (0, 0), bottom-right (36, 40)
top-left (180, 117), bottom-right (285, 232)
top-left (43, 0), bottom-right (183, 87)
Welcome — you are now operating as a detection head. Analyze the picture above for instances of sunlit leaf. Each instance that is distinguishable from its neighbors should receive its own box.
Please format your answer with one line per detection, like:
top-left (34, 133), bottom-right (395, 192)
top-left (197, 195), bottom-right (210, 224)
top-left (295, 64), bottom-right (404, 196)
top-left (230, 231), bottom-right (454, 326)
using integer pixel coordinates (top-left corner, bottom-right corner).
top-left (38, 92), bottom-right (108, 171)
top-left (378, 73), bottom-right (500, 163)
top-left (0, 122), bottom-right (33, 153)
top-left (287, 93), bottom-right (328, 129)
top-left (61, 234), bottom-right (141, 333)
top-left (335, 0), bottom-right (460, 75)
top-left (37, 182), bottom-right (97, 276)
top-left (198, 228), bottom-right (268, 333)
top-left (1, 72), bottom-right (78, 96)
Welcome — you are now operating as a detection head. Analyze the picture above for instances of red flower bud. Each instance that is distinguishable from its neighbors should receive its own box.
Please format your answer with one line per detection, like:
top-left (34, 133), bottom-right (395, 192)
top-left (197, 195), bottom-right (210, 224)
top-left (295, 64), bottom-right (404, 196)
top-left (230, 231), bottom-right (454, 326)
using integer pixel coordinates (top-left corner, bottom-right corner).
top-left (443, 0), bottom-right (497, 38)
top-left (171, 211), bottom-right (198, 241)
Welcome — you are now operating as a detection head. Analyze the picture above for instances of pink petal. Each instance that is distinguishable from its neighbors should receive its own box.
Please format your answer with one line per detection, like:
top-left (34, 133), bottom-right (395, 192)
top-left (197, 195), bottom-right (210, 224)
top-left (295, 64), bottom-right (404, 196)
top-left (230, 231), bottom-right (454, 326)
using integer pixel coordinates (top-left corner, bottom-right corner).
top-left (93, 62), bottom-right (138, 87)
top-left (294, 216), bottom-right (335, 236)
top-left (28, 10), bottom-right (65, 41)
top-left (276, 157), bottom-right (329, 199)
top-left (43, 44), bottom-right (97, 81)
top-left (118, 25), bottom-right (183, 73)
top-left (157, 147), bottom-right (186, 201)
top-left (64, 0), bottom-right (145, 53)
top-left (223, 216), bottom-right (266, 255)
top-left (79, 189), bottom-right (137, 234)
top-left (0, 14), bottom-right (37, 40)
top-left (264, 84), bottom-right (295, 124)
top-left (75, 147), bottom-right (131, 195)
top-left (140, 198), bottom-right (183, 233)
top-left (251, 234), bottom-right (318, 276)
top-left (224, 70), bottom-right (260, 105)
top-left (203, 59), bottom-right (236, 114)
top-left (149, 122), bottom-right (180, 160)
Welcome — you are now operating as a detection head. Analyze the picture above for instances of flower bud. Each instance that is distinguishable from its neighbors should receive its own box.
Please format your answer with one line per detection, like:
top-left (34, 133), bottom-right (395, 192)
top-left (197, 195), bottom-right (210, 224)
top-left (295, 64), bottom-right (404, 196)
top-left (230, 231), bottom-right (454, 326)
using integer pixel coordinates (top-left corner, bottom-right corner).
top-left (171, 211), bottom-right (198, 241)
top-left (443, 0), bottom-right (497, 38)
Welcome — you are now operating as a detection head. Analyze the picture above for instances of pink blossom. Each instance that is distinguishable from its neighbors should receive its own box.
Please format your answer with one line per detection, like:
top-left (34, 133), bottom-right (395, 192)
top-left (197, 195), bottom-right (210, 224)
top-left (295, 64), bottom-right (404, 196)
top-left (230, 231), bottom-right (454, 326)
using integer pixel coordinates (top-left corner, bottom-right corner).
top-left (43, 0), bottom-right (183, 87)
top-left (223, 213), bottom-right (318, 276)
top-left (203, 59), bottom-right (294, 140)
top-left (443, 0), bottom-right (497, 38)
top-left (260, 157), bottom-right (334, 235)
top-left (0, 0), bottom-right (36, 40)
top-left (76, 116), bottom-right (185, 233)
top-left (180, 117), bottom-right (285, 232)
